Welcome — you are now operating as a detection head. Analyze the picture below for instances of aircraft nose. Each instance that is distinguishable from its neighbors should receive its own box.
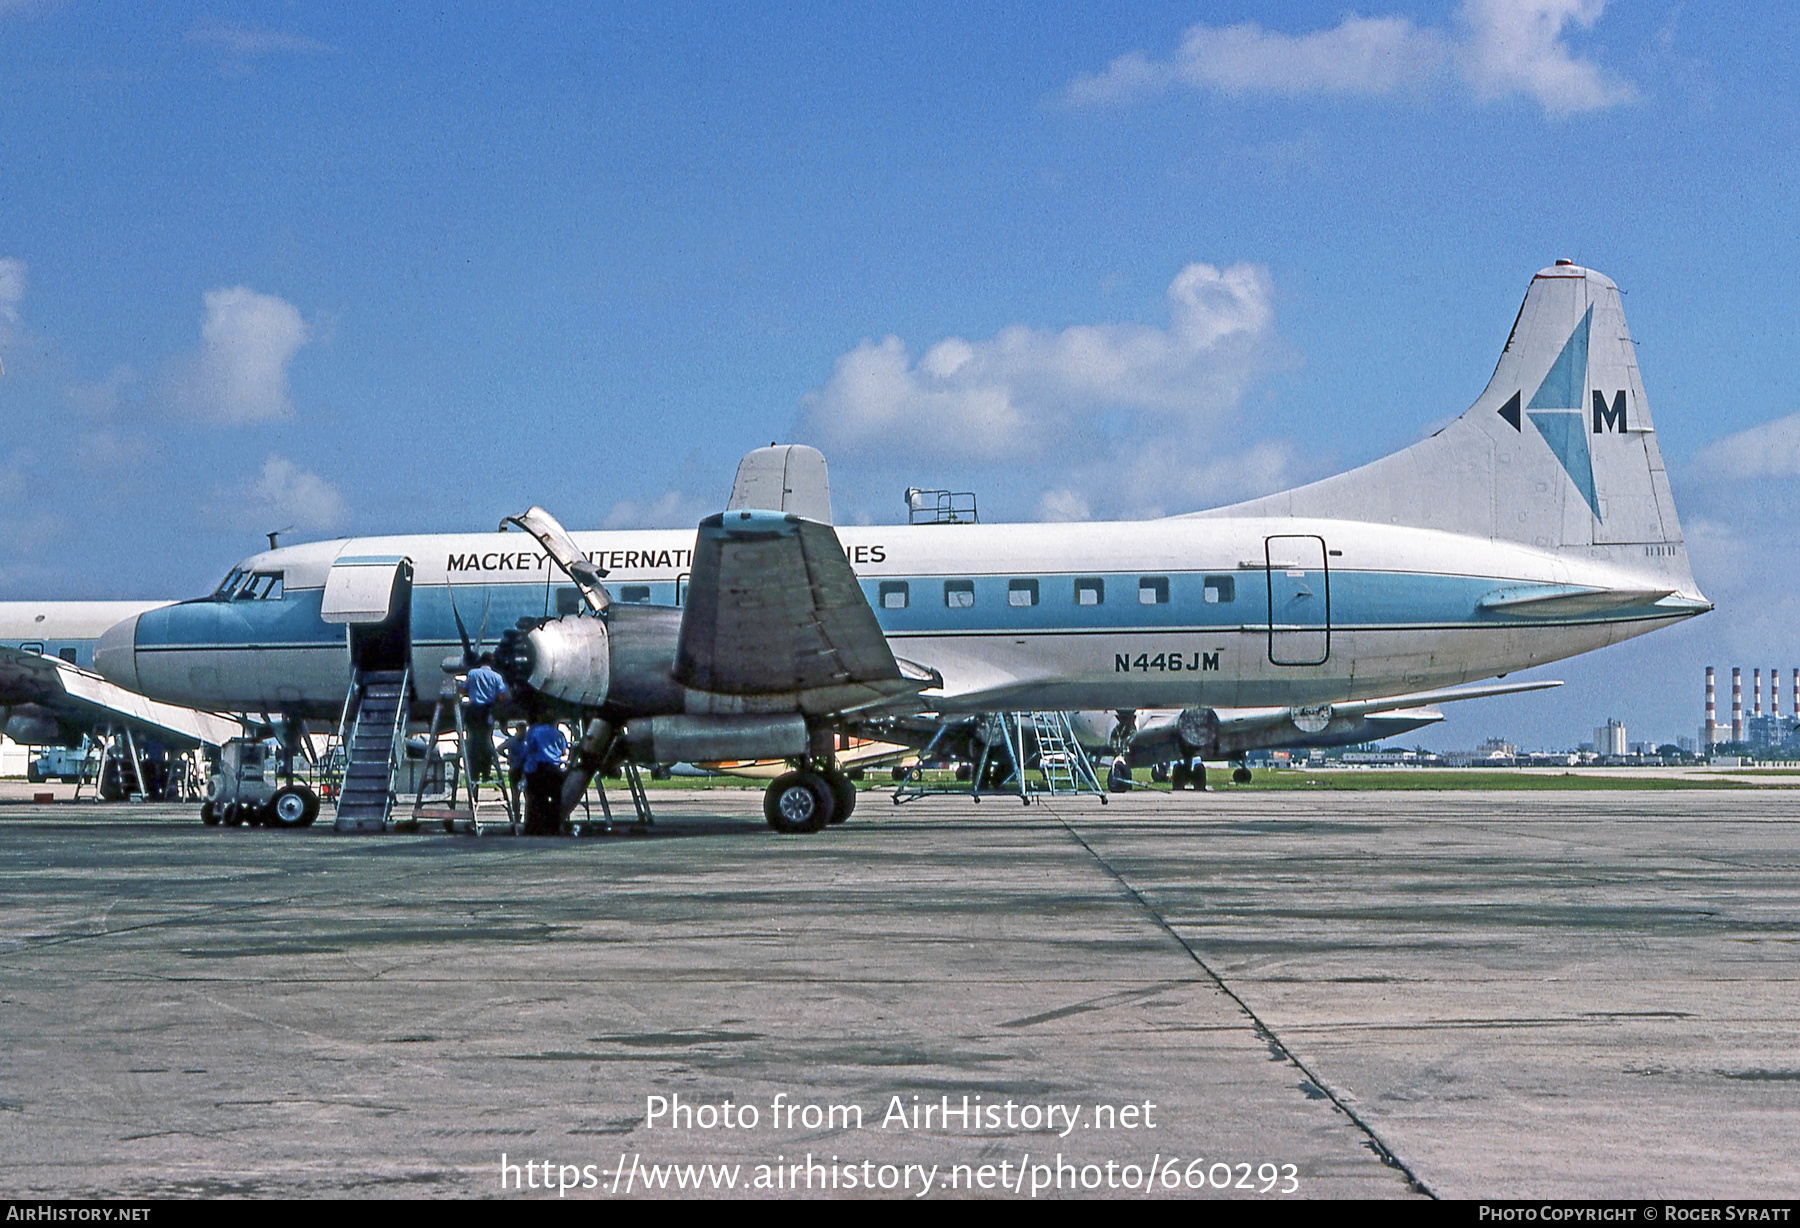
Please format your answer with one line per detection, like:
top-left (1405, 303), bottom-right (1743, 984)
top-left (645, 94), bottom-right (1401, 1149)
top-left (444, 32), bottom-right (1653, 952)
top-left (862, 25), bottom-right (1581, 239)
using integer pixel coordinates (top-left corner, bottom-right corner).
top-left (94, 613), bottom-right (141, 691)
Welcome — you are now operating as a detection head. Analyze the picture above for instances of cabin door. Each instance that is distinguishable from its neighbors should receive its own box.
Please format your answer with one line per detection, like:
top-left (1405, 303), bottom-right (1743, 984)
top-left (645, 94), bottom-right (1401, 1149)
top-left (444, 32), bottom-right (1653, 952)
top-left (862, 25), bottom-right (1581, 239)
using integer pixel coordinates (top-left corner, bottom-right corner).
top-left (1265, 535), bottom-right (1329, 666)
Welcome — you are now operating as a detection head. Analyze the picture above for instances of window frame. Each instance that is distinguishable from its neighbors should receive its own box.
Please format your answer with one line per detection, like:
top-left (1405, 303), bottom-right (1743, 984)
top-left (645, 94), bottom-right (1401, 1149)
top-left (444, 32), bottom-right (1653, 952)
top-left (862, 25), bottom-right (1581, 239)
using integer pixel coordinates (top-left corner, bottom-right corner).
top-left (878, 580), bottom-right (910, 610)
top-left (1203, 575), bottom-right (1235, 604)
top-left (1007, 578), bottom-right (1039, 608)
top-left (943, 580), bottom-right (976, 609)
top-left (1138, 576), bottom-right (1170, 605)
top-left (1074, 577), bottom-right (1105, 607)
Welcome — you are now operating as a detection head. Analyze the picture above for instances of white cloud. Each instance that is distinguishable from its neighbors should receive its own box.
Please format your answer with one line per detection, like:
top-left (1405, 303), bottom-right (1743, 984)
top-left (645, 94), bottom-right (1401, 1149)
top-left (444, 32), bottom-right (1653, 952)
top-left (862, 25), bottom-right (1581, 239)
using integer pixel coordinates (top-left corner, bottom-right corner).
top-left (1037, 489), bottom-right (1092, 522)
top-left (1695, 412), bottom-right (1800, 480)
top-left (185, 19), bottom-right (340, 75)
top-left (244, 455), bottom-right (347, 533)
top-left (0, 257), bottom-right (24, 360)
top-left (601, 490), bottom-right (715, 530)
top-left (170, 286), bottom-right (310, 423)
top-left (1066, 0), bottom-right (1633, 116)
top-left (801, 261), bottom-right (1273, 461)
top-left (798, 262), bottom-right (1288, 520)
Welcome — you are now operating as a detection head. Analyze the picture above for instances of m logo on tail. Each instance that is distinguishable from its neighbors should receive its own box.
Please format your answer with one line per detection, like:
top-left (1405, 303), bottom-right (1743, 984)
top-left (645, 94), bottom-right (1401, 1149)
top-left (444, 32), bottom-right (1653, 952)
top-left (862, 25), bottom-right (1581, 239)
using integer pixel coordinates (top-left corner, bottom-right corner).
top-left (1493, 306), bottom-right (1607, 521)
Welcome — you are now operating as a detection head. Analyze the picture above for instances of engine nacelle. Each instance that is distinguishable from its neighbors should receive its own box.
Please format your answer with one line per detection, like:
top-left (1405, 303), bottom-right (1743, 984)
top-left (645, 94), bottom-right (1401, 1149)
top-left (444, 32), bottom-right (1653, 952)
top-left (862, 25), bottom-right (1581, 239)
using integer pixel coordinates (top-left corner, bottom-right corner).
top-left (498, 615), bottom-right (612, 708)
top-left (3, 704), bottom-right (68, 747)
top-left (625, 714), bottom-right (808, 765)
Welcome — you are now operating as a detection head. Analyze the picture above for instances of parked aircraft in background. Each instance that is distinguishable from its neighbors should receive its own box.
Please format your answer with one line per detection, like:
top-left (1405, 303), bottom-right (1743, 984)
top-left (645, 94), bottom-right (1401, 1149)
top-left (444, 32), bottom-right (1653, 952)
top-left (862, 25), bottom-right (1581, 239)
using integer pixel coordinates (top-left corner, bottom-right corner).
top-left (96, 262), bottom-right (1708, 830)
top-left (1, 603), bottom-right (239, 769)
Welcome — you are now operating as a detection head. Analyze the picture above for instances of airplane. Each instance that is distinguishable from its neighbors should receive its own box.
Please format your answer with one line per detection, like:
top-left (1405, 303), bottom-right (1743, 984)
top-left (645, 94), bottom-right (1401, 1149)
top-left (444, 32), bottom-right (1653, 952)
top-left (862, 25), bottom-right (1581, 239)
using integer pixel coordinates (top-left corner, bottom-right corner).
top-left (1, 601), bottom-right (242, 794)
top-left (94, 261), bottom-right (1709, 831)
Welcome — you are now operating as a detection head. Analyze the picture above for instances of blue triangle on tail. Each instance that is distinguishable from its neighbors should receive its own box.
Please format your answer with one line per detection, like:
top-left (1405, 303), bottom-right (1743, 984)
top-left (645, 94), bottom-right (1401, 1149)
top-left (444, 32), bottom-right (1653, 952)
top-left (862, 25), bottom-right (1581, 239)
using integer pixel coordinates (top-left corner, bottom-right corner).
top-left (1527, 305), bottom-right (1592, 410)
top-left (1527, 410), bottom-right (1602, 520)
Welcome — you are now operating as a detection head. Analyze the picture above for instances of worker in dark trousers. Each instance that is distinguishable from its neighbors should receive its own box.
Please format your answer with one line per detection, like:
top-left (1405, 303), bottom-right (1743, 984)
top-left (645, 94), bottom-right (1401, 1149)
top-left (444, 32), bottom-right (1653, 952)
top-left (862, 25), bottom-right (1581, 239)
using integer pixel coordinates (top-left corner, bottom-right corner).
top-left (520, 718), bottom-right (569, 836)
top-left (463, 653), bottom-right (508, 781)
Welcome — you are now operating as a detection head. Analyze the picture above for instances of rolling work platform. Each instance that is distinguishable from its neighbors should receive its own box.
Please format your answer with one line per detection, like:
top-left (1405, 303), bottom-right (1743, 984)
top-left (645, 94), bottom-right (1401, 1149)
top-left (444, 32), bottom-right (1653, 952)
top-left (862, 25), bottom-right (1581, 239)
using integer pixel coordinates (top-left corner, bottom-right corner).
top-left (408, 668), bottom-right (517, 835)
top-left (893, 711), bottom-right (1106, 805)
top-left (332, 666), bottom-right (411, 833)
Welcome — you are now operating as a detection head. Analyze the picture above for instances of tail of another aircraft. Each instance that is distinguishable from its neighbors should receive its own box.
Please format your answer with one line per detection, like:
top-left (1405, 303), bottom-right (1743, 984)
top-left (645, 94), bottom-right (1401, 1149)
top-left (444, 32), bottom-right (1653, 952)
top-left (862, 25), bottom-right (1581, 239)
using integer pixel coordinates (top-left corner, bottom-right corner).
top-left (1198, 262), bottom-right (1696, 587)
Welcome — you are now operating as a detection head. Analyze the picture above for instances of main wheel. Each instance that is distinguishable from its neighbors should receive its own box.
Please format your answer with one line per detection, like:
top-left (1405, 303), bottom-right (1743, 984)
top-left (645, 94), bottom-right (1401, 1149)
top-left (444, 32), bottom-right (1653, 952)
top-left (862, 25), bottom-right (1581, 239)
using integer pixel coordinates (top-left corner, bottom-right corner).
top-left (221, 802), bottom-right (245, 827)
top-left (1170, 762), bottom-right (1191, 790)
top-left (200, 802), bottom-right (221, 826)
top-left (822, 768), bottom-right (856, 825)
top-left (267, 785), bottom-right (320, 829)
top-left (764, 771), bottom-right (832, 834)
top-left (1193, 763), bottom-right (1208, 791)
top-left (1232, 766), bottom-right (1253, 785)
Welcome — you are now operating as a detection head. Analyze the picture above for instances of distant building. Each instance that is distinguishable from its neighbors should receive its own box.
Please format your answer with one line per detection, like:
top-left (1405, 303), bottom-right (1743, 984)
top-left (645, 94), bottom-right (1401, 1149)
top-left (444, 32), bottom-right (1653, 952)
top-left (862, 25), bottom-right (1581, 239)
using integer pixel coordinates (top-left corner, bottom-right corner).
top-left (1594, 720), bottom-right (1627, 757)
top-left (1477, 737), bottom-right (1517, 757)
top-left (1677, 736), bottom-right (1697, 755)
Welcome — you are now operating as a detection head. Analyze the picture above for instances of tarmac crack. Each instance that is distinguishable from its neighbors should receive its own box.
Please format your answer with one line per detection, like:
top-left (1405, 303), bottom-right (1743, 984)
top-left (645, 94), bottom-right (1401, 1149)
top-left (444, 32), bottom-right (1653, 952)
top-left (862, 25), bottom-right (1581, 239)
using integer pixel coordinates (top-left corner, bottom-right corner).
top-left (1045, 804), bottom-right (1437, 1200)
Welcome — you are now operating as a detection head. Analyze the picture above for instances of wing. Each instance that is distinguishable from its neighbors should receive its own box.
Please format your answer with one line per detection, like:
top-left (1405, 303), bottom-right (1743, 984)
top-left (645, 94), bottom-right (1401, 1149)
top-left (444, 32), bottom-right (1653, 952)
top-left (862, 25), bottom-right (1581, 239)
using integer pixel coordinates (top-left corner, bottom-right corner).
top-left (675, 510), bottom-right (938, 717)
top-left (0, 646), bottom-right (241, 749)
top-left (1127, 678), bottom-right (1563, 761)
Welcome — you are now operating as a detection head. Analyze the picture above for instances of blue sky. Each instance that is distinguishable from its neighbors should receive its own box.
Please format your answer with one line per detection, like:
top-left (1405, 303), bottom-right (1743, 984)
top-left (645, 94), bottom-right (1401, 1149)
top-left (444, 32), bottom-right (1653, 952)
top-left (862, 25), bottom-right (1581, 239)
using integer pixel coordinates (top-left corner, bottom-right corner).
top-left (2, 1), bottom-right (1796, 749)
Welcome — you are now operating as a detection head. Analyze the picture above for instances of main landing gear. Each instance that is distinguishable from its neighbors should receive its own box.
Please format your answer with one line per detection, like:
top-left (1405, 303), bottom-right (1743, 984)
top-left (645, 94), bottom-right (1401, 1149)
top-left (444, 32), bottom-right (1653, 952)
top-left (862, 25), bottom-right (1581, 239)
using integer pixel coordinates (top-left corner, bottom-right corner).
top-left (763, 766), bottom-right (856, 834)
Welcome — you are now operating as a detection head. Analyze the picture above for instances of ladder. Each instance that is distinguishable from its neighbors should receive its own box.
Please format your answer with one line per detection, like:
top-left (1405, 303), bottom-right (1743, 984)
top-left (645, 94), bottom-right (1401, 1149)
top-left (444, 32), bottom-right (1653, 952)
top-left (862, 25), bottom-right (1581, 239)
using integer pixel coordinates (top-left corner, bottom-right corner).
top-left (894, 712), bottom-right (1105, 805)
top-left (1029, 711), bottom-right (1105, 797)
top-left (409, 673), bottom-right (518, 834)
top-left (333, 666), bottom-right (410, 833)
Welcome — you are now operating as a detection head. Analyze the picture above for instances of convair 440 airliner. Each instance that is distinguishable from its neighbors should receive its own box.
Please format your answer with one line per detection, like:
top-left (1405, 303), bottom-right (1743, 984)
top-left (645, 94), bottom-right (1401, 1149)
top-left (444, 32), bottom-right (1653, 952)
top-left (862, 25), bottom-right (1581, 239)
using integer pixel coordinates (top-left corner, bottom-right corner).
top-left (95, 262), bottom-right (1708, 831)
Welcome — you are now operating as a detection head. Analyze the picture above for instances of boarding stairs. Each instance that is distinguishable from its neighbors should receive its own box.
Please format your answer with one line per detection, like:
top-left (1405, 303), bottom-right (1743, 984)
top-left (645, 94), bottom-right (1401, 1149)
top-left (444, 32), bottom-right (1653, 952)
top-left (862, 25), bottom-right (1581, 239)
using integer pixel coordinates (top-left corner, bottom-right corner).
top-left (333, 666), bottom-right (411, 833)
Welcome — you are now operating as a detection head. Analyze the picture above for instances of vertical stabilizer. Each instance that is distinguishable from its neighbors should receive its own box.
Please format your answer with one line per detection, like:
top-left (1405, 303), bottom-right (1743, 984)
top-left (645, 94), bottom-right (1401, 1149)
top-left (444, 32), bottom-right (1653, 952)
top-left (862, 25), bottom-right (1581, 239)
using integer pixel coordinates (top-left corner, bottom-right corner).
top-left (1196, 263), bottom-right (1689, 572)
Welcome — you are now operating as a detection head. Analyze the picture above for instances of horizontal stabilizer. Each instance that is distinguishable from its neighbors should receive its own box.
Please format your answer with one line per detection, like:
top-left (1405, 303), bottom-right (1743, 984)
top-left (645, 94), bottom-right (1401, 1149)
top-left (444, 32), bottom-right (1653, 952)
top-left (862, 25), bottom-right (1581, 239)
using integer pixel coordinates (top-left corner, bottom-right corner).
top-left (1477, 584), bottom-right (1674, 618)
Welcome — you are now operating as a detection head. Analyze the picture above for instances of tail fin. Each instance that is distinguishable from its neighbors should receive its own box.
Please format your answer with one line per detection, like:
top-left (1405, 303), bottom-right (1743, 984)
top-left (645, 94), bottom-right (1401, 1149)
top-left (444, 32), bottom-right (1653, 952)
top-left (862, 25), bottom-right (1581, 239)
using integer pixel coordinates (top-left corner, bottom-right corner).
top-left (1198, 262), bottom-right (1690, 569)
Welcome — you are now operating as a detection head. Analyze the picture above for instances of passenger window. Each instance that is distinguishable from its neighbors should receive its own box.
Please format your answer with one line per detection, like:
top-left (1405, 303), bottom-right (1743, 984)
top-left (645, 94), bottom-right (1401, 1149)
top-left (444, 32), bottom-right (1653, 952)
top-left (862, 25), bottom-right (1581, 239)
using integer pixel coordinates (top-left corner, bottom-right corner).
top-left (21, 641), bottom-right (43, 655)
top-left (1008, 578), bottom-right (1039, 607)
top-left (879, 581), bottom-right (909, 610)
top-left (59, 647), bottom-right (77, 663)
top-left (1139, 576), bottom-right (1170, 605)
top-left (944, 580), bottom-right (975, 609)
top-left (1204, 576), bottom-right (1235, 604)
top-left (618, 586), bottom-right (651, 605)
top-left (1074, 577), bottom-right (1104, 606)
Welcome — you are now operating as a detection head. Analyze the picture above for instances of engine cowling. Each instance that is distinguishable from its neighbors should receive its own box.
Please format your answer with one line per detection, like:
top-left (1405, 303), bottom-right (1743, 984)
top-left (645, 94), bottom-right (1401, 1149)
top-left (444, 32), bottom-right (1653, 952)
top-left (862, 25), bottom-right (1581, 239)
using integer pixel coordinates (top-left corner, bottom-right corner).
top-left (497, 615), bottom-right (612, 708)
top-left (3, 704), bottom-right (67, 747)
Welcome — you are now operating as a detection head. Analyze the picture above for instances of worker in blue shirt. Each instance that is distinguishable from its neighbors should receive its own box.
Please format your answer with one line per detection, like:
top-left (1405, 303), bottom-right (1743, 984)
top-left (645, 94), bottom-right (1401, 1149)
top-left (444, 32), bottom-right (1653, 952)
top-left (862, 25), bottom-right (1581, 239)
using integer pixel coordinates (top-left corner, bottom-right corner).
top-left (463, 653), bottom-right (507, 781)
top-left (520, 717), bottom-right (569, 836)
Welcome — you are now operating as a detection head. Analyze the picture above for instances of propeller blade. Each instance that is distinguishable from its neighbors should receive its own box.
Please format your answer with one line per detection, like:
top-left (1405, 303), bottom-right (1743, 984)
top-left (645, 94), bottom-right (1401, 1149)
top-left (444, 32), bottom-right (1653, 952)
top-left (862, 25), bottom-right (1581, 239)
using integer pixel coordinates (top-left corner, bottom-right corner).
top-left (448, 587), bottom-right (478, 669)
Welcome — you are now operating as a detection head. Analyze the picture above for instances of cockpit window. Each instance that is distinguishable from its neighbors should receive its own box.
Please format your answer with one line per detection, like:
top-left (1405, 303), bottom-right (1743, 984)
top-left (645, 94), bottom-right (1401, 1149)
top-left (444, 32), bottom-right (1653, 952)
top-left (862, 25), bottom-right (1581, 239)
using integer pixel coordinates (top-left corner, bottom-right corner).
top-left (235, 572), bottom-right (284, 601)
top-left (214, 570), bottom-right (284, 601)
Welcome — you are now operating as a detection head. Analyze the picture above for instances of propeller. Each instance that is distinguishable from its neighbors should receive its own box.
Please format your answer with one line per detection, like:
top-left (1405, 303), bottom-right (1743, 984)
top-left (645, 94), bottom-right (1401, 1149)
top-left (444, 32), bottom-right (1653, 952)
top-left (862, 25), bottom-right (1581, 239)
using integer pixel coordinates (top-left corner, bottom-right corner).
top-left (446, 587), bottom-right (493, 672)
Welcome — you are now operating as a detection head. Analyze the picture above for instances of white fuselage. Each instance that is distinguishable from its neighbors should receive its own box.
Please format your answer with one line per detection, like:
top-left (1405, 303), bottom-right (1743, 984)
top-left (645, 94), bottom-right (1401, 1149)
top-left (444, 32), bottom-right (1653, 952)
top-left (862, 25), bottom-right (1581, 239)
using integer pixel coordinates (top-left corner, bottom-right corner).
top-left (98, 516), bottom-right (1703, 719)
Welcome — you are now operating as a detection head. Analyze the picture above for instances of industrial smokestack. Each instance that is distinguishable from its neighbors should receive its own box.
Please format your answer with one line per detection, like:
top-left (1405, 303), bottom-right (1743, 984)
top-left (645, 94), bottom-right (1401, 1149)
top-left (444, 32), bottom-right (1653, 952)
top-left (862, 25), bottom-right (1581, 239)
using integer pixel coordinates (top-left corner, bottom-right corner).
top-left (1705, 666), bottom-right (1717, 746)
top-left (1775, 668), bottom-right (1783, 720)
top-left (1755, 669), bottom-right (1763, 718)
top-left (1733, 667), bottom-right (1744, 743)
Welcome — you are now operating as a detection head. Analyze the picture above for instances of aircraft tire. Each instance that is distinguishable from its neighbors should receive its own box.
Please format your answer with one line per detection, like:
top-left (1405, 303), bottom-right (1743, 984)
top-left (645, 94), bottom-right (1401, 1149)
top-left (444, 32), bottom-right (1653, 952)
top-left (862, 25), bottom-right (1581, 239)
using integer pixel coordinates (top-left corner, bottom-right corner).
top-left (268, 785), bottom-right (319, 830)
top-left (1232, 766), bottom-right (1253, 785)
top-left (822, 768), bottom-right (855, 825)
top-left (764, 771), bottom-right (831, 834)
top-left (200, 802), bottom-right (221, 826)
top-left (1170, 763), bottom-right (1190, 790)
top-left (221, 803), bottom-right (244, 827)
top-left (1194, 763), bottom-right (1207, 791)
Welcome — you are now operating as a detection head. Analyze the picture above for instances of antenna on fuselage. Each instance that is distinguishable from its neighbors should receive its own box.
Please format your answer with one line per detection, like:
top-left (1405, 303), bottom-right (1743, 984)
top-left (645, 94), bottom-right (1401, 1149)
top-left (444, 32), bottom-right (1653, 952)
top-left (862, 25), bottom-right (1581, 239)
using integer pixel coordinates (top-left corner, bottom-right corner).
top-left (266, 525), bottom-right (292, 550)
